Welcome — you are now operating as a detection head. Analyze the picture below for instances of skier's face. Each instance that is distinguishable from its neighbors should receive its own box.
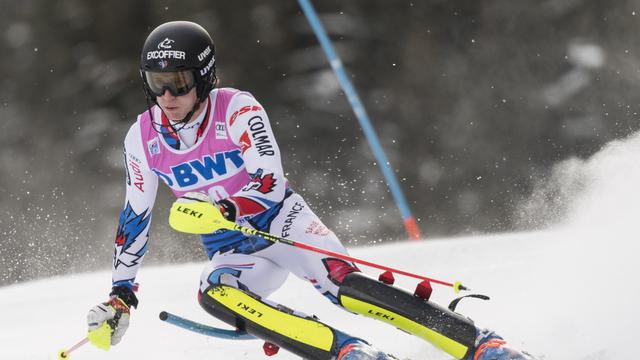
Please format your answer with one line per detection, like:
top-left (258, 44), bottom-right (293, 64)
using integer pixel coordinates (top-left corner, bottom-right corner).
top-left (156, 87), bottom-right (200, 121)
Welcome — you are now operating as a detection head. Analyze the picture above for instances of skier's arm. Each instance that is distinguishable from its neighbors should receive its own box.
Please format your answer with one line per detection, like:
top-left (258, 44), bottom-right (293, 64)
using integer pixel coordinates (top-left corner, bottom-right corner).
top-left (219, 94), bottom-right (287, 219)
top-left (87, 122), bottom-right (158, 348)
top-left (112, 123), bottom-right (159, 290)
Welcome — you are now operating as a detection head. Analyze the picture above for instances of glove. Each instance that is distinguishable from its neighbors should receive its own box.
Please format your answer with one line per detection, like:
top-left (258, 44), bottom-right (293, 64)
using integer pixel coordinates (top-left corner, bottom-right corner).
top-left (216, 198), bottom-right (237, 222)
top-left (179, 191), bottom-right (237, 221)
top-left (87, 286), bottom-right (138, 350)
top-left (169, 192), bottom-right (237, 234)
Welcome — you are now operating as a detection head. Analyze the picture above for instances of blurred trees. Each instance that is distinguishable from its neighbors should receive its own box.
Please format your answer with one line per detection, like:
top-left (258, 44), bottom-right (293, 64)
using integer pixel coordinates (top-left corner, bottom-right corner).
top-left (2, 0), bottom-right (640, 285)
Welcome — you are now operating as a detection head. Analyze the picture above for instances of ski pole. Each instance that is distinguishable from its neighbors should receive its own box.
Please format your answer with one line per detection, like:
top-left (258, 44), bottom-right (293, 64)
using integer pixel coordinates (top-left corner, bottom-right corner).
top-left (58, 337), bottom-right (89, 359)
top-left (159, 311), bottom-right (254, 340)
top-left (169, 202), bottom-right (468, 293)
top-left (232, 222), bottom-right (466, 292)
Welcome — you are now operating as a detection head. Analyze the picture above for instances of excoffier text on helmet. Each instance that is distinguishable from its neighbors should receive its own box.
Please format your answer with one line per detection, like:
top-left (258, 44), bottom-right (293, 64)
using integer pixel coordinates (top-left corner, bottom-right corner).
top-left (146, 50), bottom-right (186, 60)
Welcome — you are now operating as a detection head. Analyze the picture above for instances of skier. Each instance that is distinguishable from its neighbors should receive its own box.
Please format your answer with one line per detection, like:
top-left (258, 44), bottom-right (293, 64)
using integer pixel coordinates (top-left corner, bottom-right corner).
top-left (86, 21), bottom-right (532, 360)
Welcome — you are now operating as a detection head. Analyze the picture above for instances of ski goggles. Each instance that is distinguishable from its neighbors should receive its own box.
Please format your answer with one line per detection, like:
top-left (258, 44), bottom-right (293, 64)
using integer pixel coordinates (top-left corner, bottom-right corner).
top-left (144, 70), bottom-right (196, 97)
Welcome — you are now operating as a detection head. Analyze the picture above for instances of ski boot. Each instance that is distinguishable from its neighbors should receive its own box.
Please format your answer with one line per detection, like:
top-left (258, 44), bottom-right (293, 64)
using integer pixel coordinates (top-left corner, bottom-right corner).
top-left (467, 330), bottom-right (534, 360)
top-left (337, 339), bottom-right (399, 360)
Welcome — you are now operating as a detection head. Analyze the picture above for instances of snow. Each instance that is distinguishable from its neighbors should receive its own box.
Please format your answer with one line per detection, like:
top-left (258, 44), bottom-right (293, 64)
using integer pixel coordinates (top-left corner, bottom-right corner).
top-left (3, 133), bottom-right (640, 359)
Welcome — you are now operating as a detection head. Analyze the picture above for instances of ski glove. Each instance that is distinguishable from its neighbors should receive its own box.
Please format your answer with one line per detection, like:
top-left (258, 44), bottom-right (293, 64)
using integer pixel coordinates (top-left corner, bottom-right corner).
top-left (179, 191), bottom-right (237, 221)
top-left (87, 286), bottom-right (138, 350)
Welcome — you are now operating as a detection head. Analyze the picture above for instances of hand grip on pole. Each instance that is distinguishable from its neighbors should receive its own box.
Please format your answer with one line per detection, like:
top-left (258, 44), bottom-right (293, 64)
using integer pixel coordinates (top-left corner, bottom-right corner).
top-left (58, 337), bottom-right (89, 359)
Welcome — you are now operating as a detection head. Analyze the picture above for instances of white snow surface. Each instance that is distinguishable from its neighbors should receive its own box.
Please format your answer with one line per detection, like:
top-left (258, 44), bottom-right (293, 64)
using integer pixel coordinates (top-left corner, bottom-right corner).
top-left (4, 133), bottom-right (640, 360)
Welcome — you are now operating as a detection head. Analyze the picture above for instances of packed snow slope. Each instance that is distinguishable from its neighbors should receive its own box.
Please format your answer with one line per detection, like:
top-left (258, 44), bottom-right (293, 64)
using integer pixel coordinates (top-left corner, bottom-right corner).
top-left (3, 132), bottom-right (640, 360)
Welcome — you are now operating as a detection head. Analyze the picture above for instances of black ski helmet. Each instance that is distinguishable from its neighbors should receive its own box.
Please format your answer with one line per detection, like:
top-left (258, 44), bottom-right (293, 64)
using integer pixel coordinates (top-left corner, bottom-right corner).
top-left (140, 21), bottom-right (216, 104)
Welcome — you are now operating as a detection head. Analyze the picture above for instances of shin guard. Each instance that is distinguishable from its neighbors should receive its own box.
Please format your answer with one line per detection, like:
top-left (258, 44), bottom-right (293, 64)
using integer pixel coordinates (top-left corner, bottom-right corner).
top-left (338, 272), bottom-right (477, 359)
top-left (199, 285), bottom-right (344, 360)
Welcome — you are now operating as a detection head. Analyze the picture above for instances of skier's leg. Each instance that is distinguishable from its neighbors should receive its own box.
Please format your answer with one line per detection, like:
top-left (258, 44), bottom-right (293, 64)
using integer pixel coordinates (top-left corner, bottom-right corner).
top-left (263, 193), bottom-right (360, 303)
top-left (242, 194), bottom-right (404, 358)
top-left (199, 252), bottom-right (288, 297)
top-left (199, 253), bottom-right (392, 359)
top-left (264, 193), bottom-right (531, 360)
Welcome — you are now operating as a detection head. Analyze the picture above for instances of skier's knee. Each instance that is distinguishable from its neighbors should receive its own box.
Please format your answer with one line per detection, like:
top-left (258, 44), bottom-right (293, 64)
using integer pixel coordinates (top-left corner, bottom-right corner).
top-left (324, 257), bottom-right (360, 285)
top-left (317, 258), bottom-right (360, 306)
top-left (199, 264), bottom-right (246, 294)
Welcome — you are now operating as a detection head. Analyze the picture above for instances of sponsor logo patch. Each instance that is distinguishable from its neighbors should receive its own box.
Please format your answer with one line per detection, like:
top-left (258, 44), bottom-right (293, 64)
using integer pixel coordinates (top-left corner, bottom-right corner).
top-left (174, 205), bottom-right (204, 218)
top-left (282, 202), bottom-right (304, 238)
top-left (229, 105), bottom-right (262, 126)
top-left (242, 170), bottom-right (277, 194)
top-left (148, 138), bottom-right (160, 156)
top-left (200, 56), bottom-right (215, 76)
top-left (148, 37), bottom-right (184, 60)
top-left (247, 116), bottom-right (274, 157)
top-left (158, 38), bottom-right (175, 49)
top-left (305, 220), bottom-right (330, 236)
top-left (198, 45), bottom-right (212, 61)
top-left (215, 121), bottom-right (227, 139)
top-left (236, 302), bottom-right (263, 318)
top-left (128, 159), bottom-right (145, 192)
top-left (146, 50), bottom-right (185, 60)
top-left (153, 149), bottom-right (244, 188)
top-left (367, 309), bottom-right (396, 321)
